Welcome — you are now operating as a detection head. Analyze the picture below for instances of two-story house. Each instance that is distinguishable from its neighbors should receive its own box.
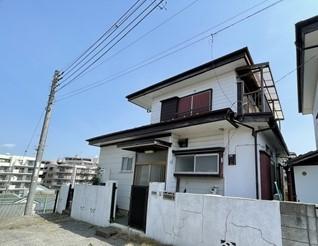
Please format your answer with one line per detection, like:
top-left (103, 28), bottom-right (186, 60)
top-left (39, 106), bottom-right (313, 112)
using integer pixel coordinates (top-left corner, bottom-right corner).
top-left (87, 47), bottom-right (288, 231)
top-left (287, 15), bottom-right (318, 204)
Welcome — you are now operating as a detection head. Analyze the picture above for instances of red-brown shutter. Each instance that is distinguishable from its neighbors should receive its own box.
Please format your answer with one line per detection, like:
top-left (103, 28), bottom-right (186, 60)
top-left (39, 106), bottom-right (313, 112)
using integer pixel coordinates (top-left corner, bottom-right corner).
top-left (177, 96), bottom-right (191, 118)
top-left (160, 97), bottom-right (179, 122)
top-left (192, 90), bottom-right (211, 114)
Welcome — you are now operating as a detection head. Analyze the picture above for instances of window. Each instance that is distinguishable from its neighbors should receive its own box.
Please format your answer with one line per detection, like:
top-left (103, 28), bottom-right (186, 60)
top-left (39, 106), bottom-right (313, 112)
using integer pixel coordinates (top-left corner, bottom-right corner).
top-left (160, 97), bottom-right (179, 121)
top-left (177, 90), bottom-right (212, 118)
top-left (121, 157), bottom-right (133, 172)
top-left (134, 164), bottom-right (165, 186)
top-left (160, 90), bottom-right (212, 122)
top-left (175, 154), bottom-right (219, 175)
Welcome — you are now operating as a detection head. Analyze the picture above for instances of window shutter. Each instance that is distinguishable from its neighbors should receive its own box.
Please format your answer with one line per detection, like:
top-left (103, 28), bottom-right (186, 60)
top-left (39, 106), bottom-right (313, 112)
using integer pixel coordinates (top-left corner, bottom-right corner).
top-left (192, 90), bottom-right (211, 114)
top-left (160, 97), bottom-right (179, 122)
top-left (177, 95), bottom-right (192, 118)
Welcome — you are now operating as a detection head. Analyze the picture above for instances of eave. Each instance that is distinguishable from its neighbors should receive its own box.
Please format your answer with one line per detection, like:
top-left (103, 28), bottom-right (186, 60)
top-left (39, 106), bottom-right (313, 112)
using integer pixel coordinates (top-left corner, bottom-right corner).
top-left (295, 15), bottom-right (318, 113)
top-left (87, 108), bottom-right (234, 146)
top-left (126, 47), bottom-right (253, 109)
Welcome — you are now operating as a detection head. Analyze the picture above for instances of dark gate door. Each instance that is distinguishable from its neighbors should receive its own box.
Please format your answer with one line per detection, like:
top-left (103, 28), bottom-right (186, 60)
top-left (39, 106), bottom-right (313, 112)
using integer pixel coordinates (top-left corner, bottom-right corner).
top-left (65, 186), bottom-right (74, 210)
top-left (109, 183), bottom-right (117, 223)
top-left (128, 185), bottom-right (149, 231)
top-left (260, 151), bottom-right (273, 200)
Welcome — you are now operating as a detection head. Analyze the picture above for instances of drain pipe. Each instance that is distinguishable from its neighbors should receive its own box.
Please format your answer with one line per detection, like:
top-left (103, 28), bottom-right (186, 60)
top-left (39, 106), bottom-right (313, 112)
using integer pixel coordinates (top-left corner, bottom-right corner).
top-left (231, 119), bottom-right (272, 199)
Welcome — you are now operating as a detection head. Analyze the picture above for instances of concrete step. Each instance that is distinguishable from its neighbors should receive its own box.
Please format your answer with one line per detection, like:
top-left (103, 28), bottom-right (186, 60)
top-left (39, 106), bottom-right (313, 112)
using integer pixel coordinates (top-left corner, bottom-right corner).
top-left (95, 226), bottom-right (119, 239)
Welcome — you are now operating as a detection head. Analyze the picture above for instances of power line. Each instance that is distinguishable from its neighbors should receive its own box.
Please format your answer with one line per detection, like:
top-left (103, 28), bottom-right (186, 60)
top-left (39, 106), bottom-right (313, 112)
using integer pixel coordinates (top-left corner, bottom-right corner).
top-left (55, 0), bottom-right (283, 102)
top-left (275, 54), bottom-right (318, 84)
top-left (65, 0), bottom-right (202, 83)
top-left (61, 0), bottom-right (148, 76)
top-left (58, 0), bottom-right (274, 87)
top-left (22, 110), bottom-right (45, 159)
top-left (57, 0), bottom-right (164, 92)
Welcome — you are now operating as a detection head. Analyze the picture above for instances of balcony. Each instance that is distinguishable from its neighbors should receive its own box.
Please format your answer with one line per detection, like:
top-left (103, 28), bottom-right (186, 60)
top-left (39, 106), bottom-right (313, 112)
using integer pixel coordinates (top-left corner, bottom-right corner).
top-left (236, 63), bottom-right (284, 121)
top-left (10, 180), bottom-right (31, 183)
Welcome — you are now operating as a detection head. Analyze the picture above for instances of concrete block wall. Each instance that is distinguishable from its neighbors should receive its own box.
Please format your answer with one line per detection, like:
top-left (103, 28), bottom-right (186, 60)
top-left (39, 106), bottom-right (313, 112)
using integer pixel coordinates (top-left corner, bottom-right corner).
top-left (55, 184), bottom-right (70, 214)
top-left (70, 181), bottom-right (117, 227)
top-left (280, 202), bottom-right (318, 246)
top-left (147, 182), bottom-right (283, 246)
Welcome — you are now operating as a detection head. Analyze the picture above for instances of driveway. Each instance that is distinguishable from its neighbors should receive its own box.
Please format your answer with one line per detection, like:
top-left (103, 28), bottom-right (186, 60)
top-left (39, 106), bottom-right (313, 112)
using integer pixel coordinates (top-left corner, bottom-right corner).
top-left (0, 214), bottom-right (163, 246)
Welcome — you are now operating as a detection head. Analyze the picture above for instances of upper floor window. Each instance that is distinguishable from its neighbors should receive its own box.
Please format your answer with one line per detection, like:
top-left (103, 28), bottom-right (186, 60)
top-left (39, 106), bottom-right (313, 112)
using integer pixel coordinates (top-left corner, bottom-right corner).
top-left (160, 89), bottom-right (212, 122)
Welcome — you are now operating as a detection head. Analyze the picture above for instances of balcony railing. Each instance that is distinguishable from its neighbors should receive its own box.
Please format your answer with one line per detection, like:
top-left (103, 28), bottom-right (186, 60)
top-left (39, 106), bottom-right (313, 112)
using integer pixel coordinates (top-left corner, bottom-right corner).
top-left (242, 89), bottom-right (271, 114)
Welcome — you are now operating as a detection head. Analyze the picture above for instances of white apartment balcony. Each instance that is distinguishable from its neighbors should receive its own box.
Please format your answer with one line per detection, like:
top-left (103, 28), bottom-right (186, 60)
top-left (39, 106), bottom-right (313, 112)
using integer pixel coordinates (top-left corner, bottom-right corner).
top-left (5, 171), bottom-right (32, 175)
top-left (10, 180), bottom-right (31, 183)
top-left (57, 170), bottom-right (73, 174)
top-left (8, 187), bottom-right (28, 191)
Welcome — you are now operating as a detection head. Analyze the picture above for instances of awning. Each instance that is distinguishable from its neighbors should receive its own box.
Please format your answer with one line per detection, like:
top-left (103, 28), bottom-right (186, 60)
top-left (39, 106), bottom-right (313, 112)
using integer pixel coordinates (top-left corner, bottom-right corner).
top-left (118, 139), bottom-right (171, 152)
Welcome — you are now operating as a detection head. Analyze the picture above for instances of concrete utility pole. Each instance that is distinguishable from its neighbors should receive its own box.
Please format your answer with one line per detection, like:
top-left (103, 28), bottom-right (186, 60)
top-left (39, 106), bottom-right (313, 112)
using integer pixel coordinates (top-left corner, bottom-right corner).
top-left (24, 70), bottom-right (62, 215)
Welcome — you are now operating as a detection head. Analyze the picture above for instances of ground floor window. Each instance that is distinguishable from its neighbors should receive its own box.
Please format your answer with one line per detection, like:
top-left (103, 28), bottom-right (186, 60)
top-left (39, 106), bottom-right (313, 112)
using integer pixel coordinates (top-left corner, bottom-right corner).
top-left (121, 157), bottom-right (133, 172)
top-left (134, 164), bottom-right (165, 186)
top-left (133, 151), bottom-right (167, 186)
top-left (175, 154), bottom-right (219, 175)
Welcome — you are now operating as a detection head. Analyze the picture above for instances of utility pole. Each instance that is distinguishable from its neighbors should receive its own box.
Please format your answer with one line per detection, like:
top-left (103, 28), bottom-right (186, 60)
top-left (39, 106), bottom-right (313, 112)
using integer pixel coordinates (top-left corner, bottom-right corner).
top-left (24, 70), bottom-right (62, 215)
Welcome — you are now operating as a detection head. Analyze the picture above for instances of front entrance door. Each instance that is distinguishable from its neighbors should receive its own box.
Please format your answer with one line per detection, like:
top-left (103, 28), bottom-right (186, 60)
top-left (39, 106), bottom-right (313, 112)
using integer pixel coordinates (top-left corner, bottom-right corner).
top-left (128, 151), bottom-right (167, 231)
top-left (260, 151), bottom-right (273, 200)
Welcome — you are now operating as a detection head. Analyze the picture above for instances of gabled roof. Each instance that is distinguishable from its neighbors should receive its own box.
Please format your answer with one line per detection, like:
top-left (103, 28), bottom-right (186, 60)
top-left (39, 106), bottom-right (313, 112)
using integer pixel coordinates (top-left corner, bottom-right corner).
top-left (126, 47), bottom-right (253, 108)
top-left (295, 15), bottom-right (318, 113)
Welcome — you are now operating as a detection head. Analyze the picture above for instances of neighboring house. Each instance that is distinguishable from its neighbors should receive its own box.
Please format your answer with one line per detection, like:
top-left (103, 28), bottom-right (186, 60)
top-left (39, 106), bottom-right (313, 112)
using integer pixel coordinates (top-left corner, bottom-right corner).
top-left (87, 47), bottom-right (288, 230)
top-left (287, 15), bottom-right (318, 204)
top-left (0, 154), bottom-right (44, 196)
top-left (41, 156), bottom-right (98, 190)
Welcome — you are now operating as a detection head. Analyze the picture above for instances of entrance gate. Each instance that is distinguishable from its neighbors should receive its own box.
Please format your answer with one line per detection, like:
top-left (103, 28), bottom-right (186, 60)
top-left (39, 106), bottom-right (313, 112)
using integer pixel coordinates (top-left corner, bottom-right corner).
top-left (128, 185), bottom-right (149, 231)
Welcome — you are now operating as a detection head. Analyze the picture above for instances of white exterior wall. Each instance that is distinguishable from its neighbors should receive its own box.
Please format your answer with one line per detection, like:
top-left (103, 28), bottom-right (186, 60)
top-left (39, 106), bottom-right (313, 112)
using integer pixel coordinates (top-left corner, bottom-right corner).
top-left (223, 128), bottom-right (257, 198)
top-left (167, 128), bottom-right (260, 199)
top-left (70, 182), bottom-right (116, 227)
top-left (146, 182), bottom-right (282, 246)
top-left (99, 146), bottom-right (135, 210)
top-left (179, 176), bottom-right (224, 194)
top-left (150, 72), bottom-right (237, 123)
top-left (97, 127), bottom-right (284, 208)
top-left (294, 165), bottom-right (318, 204)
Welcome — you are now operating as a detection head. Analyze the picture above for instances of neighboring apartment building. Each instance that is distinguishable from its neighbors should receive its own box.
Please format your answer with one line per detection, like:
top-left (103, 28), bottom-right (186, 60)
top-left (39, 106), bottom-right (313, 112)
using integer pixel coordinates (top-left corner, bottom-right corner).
top-left (0, 154), bottom-right (44, 196)
top-left (287, 15), bottom-right (318, 204)
top-left (87, 47), bottom-right (289, 230)
top-left (41, 157), bottom-right (98, 190)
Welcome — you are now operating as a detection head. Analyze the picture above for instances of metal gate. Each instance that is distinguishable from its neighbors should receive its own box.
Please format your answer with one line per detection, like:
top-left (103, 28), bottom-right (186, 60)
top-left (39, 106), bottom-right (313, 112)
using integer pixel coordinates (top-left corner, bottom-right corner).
top-left (128, 185), bottom-right (149, 232)
top-left (109, 182), bottom-right (117, 223)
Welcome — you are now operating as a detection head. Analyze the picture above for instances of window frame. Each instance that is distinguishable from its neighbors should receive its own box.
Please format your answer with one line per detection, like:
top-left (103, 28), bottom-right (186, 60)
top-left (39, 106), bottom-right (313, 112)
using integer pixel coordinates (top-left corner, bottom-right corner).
top-left (174, 153), bottom-right (219, 175)
top-left (121, 157), bottom-right (133, 173)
